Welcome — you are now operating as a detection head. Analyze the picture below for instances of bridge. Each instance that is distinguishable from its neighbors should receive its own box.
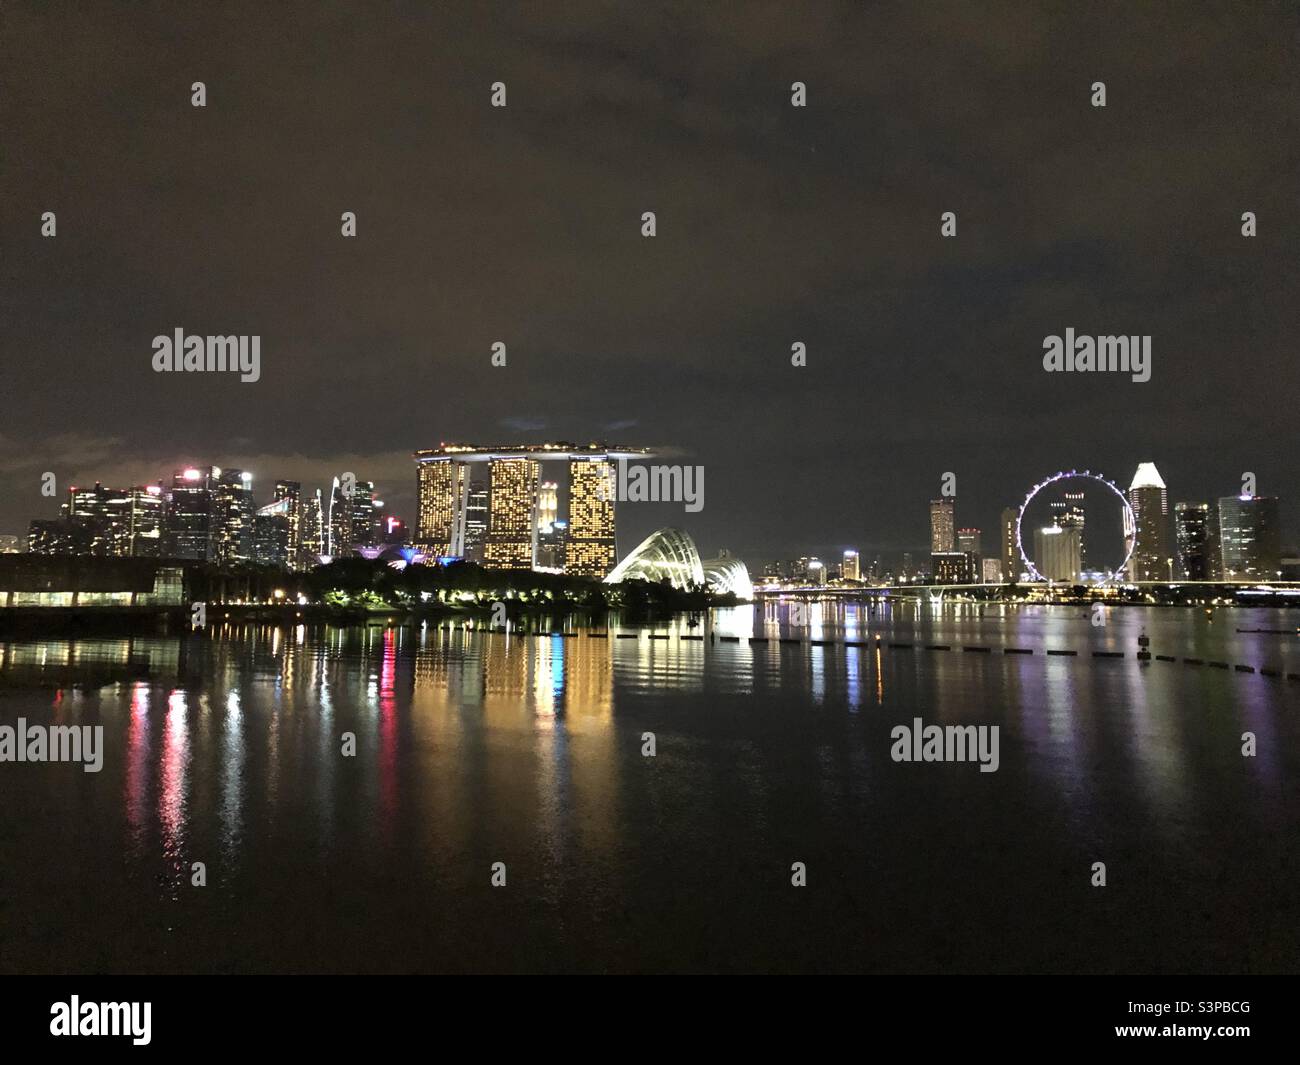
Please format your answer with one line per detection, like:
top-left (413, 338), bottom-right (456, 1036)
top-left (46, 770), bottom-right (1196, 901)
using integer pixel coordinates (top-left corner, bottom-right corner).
top-left (754, 580), bottom-right (1300, 602)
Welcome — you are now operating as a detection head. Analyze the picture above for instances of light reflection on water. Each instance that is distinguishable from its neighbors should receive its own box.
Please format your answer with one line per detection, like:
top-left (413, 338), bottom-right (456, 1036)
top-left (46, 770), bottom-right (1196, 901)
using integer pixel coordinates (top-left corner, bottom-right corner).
top-left (0, 603), bottom-right (1297, 973)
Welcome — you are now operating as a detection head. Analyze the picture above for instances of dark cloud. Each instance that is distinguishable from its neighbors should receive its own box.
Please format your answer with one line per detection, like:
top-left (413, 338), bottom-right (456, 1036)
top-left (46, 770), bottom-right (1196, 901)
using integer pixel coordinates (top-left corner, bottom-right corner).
top-left (2, 1), bottom-right (1296, 563)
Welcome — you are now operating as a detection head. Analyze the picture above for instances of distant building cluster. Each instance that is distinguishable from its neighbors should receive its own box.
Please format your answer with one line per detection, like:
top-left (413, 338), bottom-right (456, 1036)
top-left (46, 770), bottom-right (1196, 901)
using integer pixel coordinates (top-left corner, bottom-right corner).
top-left (24, 466), bottom-right (402, 571)
top-left (752, 459), bottom-right (1292, 590)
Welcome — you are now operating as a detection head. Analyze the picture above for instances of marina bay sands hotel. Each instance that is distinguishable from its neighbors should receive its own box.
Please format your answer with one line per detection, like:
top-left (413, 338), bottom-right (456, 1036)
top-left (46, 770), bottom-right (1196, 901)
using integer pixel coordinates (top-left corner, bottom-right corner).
top-left (414, 443), bottom-right (651, 577)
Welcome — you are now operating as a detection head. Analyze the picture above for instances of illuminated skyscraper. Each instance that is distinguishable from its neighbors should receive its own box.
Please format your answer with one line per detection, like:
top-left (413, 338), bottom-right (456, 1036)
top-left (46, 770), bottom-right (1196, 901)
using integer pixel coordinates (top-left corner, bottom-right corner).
top-left (301, 488), bottom-right (324, 564)
top-left (216, 469), bottom-right (256, 563)
top-left (350, 481), bottom-right (378, 550)
top-left (274, 480), bottom-right (302, 567)
top-left (537, 519), bottom-right (568, 571)
top-left (537, 481), bottom-right (558, 532)
top-left (1127, 462), bottom-right (1169, 581)
top-left (167, 466), bottom-right (220, 561)
top-left (484, 458), bottom-right (539, 569)
top-left (930, 498), bottom-right (955, 552)
top-left (1034, 524), bottom-right (1081, 582)
top-left (416, 460), bottom-right (472, 557)
top-left (566, 459), bottom-right (616, 578)
top-left (842, 549), bottom-right (860, 581)
top-left (1000, 507), bottom-right (1019, 583)
top-left (64, 482), bottom-right (165, 557)
top-left (931, 551), bottom-right (975, 584)
top-left (1051, 492), bottom-right (1086, 572)
top-left (1174, 502), bottom-right (1212, 580)
top-left (1218, 494), bottom-right (1281, 579)
top-left (254, 498), bottom-right (293, 568)
top-left (464, 478), bottom-right (488, 560)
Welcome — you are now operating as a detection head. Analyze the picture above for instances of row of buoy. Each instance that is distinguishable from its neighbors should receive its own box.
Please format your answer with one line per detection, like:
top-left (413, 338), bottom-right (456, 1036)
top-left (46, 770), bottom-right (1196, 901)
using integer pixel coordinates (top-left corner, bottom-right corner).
top-left (449, 626), bottom-right (1299, 681)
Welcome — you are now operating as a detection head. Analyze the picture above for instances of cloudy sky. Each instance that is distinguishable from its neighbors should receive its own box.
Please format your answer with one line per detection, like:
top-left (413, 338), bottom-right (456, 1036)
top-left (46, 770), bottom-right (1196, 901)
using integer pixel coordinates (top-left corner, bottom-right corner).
top-left (3, 1), bottom-right (1297, 565)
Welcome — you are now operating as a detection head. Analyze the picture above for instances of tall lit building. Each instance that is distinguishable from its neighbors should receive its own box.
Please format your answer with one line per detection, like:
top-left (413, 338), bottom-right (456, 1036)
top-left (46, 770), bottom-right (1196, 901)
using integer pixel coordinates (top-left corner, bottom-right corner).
top-left (167, 466), bottom-right (220, 561)
top-left (1218, 494), bottom-right (1282, 579)
top-left (301, 488), bottom-right (324, 565)
top-left (1051, 492), bottom-right (1086, 572)
top-left (484, 458), bottom-right (540, 569)
top-left (566, 459), bottom-right (616, 578)
top-left (254, 499), bottom-right (293, 568)
top-left (537, 519), bottom-right (568, 571)
top-left (1034, 524), bottom-right (1082, 583)
top-left (64, 482), bottom-right (165, 557)
top-left (931, 551), bottom-right (975, 584)
top-left (463, 479), bottom-right (489, 561)
top-left (1174, 502), bottom-right (1213, 580)
top-left (1127, 462), bottom-right (1169, 581)
top-left (930, 498), bottom-right (955, 553)
top-left (350, 481), bottom-right (378, 551)
top-left (982, 558), bottom-right (1003, 584)
top-left (274, 480), bottom-right (302, 567)
top-left (842, 549), bottom-right (860, 581)
top-left (215, 468), bottom-right (256, 563)
top-left (1000, 506), bottom-right (1019, 583)
top-left (537, 481), bottom-right (558, 533)
top-left (416, 460), bottom-right (471, 556)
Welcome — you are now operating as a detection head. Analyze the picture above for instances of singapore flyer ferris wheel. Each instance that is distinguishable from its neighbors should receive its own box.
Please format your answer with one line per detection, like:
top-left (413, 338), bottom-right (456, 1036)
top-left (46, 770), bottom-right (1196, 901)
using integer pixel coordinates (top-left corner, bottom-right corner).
top-left (1016, 469), bottom-right (1136, 585)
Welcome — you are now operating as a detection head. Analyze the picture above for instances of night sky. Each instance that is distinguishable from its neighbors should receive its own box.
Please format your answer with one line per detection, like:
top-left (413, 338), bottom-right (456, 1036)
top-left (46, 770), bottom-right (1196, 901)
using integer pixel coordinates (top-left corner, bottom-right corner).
top-left (3, 2), bottom-right (1297, 566)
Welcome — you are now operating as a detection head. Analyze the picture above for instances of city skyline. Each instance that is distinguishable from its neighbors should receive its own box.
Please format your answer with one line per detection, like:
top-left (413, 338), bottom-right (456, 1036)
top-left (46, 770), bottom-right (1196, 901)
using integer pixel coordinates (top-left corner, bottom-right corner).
top-left (14, 445), bottom-right (1294, 585)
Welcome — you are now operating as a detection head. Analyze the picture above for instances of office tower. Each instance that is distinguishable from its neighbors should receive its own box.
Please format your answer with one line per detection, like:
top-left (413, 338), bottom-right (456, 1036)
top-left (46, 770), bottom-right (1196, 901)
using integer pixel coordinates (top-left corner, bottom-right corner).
top-left (956, 528), bottom-right (981, 555)
top-left (1127, 462), bottom-right (1169, 581)
top-left (842, 549), bottom-right (860, 581)
top-left (982, 558), bottom-right (1003, 583)
top-left (254, 499), bottom-right (293, 568)
top-left (62, 483), bottom-right (164, 557)
top-left (65, 483), bottom-right (127, 555)
top-left (300, 488), bottom-right (324, 565)
top-left (273, 481), bottom-right (302, 567)
top-left (566, 459), bottom-right (616, 577)
top-left (484, 458), bottom-right (539, 569)
top-left (537, 481), bottom-right (558, 533)
top-left (1204, 505), bottom-right (1223, 580)
top-left (215, 468), bottom-right (256, 563)
top-left (381, 515), bottom-right (408, 545)
top-left (901, 551), bottom-right (914, 579)
top-left (27, 518), bottom-right (87, 555)
top-left (1174, 502), bottom-right (1212, 580)
top-left (930, 498), bottom-right (955, 552)
top-left (349, 481), bottom-right (378, 551)
top-left (807, 558), bottom-right (827, 586)
top-left (1218, 494), bottom-right (1282, 579)
top-left (168, 466), bottom-right (220, 561)
top-left (463, 479), bottom-right (488, 561)
top-left (325, 477), bottom-right (373, 557)
top-left (537, 519), bottom-right (568, 570)
top-left (416, 460), bottom-right (471, 557)
top-left (1000, 507), bottom-right (1019, 583)
top-left (1054, 491), bottom-right (1087, 572)
top-left (128, 485), bottom-right (166, 557)
top-left (931, 551), bottom-right (975, 584)
top-left (1034, 524), bottom-right (1082, 582)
